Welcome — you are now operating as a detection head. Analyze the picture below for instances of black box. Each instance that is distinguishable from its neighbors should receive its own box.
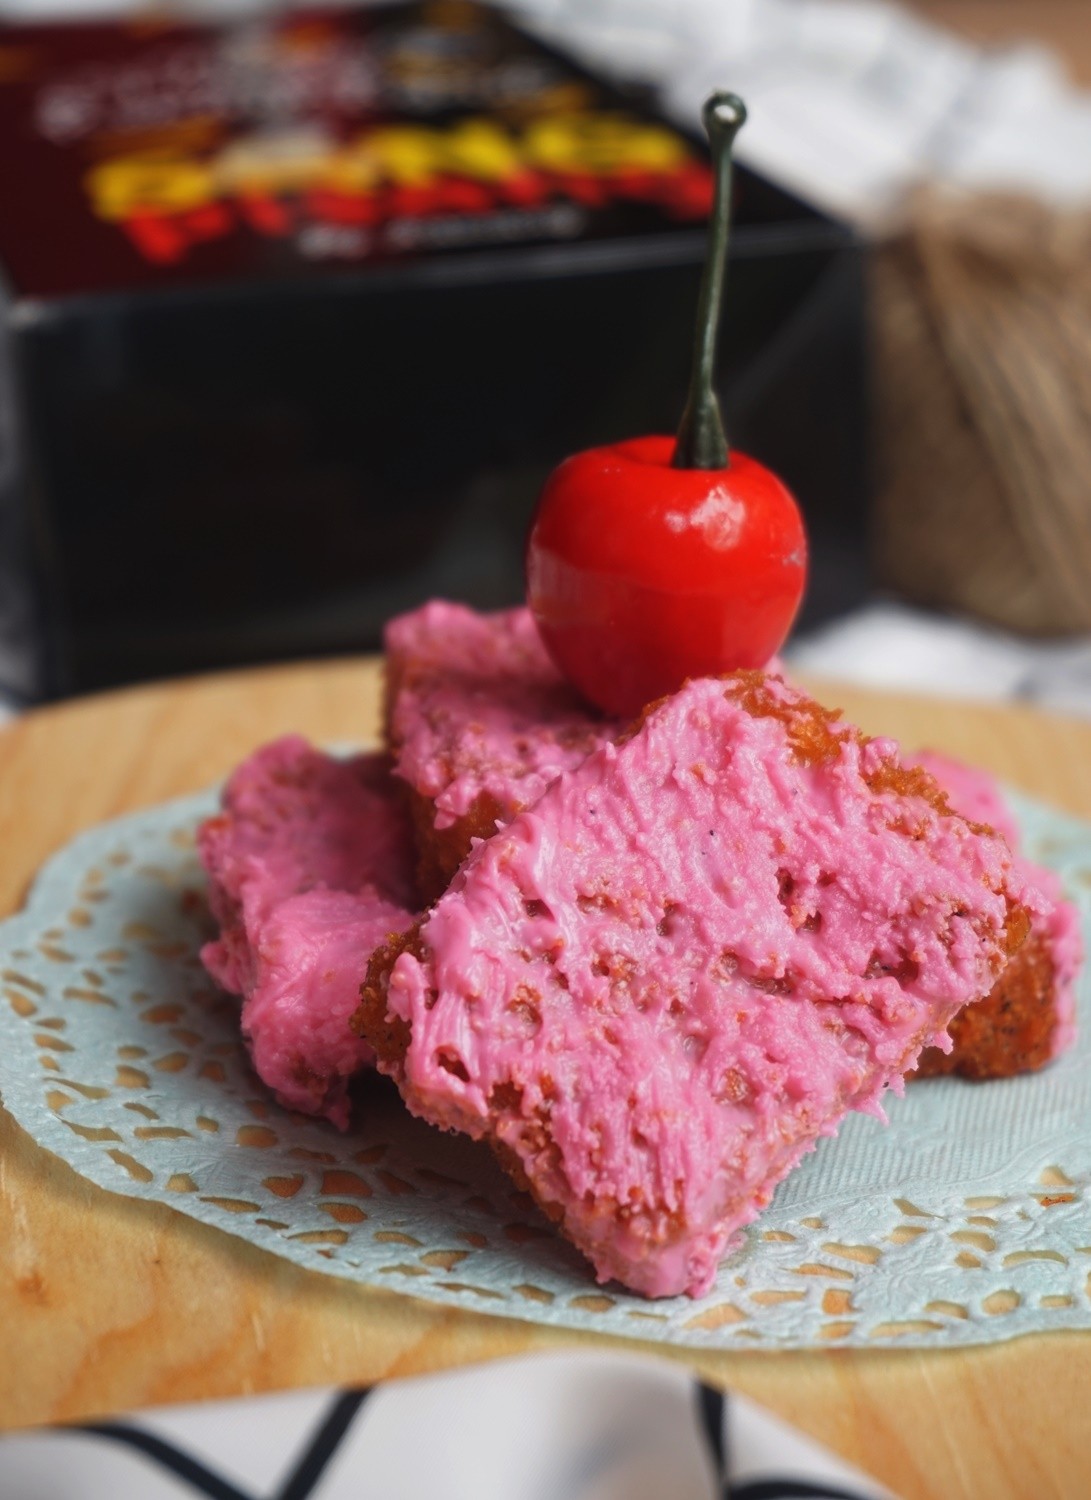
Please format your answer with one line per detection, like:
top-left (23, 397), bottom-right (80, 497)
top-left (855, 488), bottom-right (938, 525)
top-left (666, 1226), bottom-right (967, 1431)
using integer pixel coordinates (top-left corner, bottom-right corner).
top-left (0, 0), bottom-right (867, 698)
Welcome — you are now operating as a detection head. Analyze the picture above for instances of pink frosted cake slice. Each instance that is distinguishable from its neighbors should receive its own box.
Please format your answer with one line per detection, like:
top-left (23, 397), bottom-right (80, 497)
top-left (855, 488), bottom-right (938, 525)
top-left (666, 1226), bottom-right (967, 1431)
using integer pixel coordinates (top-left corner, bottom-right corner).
top-left (385, 601), bottom-right (623, 900)
top-left (358, 673), bottom-right (1029, 1297)
top-left (199, 736), bottom-right (418, 1128)
top-left (913, 750), bottom-right (1081, 1078)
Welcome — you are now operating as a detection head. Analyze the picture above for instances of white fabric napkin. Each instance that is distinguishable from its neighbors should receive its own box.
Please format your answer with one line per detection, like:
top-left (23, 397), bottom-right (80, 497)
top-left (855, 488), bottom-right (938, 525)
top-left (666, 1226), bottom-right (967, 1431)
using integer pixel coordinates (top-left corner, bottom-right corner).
top-left (504, 0), bottom-right (1091, 226)
top-left (0, 1351), bottom-right (899, 1498)
top-left (786, 601), bottom-right (1091, 720)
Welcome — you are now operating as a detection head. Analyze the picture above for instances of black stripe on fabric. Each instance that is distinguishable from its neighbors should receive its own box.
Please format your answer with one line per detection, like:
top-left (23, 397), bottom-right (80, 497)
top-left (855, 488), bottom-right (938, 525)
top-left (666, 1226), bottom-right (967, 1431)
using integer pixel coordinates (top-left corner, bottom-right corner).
top-left (696, 1381), bottom-right (728, 1495)
top-left (731, 1479), bottom-right (878, 1500)
top-left (80, 1423), bottom-right (255, 1500)
top-left (276, 1388), bottom-right (370, 1500)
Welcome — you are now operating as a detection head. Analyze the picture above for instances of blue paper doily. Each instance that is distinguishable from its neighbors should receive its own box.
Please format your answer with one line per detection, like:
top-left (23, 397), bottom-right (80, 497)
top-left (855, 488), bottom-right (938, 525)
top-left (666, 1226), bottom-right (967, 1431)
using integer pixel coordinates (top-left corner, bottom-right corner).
top-left (1, 784), bottom-right (1088, 1350)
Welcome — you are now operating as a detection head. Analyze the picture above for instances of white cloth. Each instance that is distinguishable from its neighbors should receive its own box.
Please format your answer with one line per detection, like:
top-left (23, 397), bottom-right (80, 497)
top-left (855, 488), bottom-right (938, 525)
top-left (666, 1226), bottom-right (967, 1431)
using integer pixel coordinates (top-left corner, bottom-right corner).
top-left (786, 602), bottom-right (1091, 719)
top-left (0, 1350), bottom-right (899, 1499)
top-left (502, 0), bottom-right (1091, 226)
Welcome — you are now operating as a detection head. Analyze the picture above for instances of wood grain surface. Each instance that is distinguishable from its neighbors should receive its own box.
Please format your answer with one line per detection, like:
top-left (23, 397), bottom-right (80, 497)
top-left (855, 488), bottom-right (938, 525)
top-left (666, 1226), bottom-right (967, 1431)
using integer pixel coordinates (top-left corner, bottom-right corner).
top-left (1, 657), bottom-right (1090, 1498)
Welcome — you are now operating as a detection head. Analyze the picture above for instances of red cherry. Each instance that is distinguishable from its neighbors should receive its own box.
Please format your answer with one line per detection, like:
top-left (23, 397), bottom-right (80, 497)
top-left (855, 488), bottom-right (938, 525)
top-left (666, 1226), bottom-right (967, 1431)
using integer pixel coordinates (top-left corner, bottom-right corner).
top-left (525, 91), bottom-right (808, 718)
top-left (527, 435), bottom-right (806, 717)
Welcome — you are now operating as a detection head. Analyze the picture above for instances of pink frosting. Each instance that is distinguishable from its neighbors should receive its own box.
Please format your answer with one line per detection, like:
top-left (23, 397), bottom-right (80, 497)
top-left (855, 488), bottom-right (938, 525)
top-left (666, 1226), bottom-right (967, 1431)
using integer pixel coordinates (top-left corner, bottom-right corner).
top-left (386, 601), bottom-right (782, 837)
top-left (916, 749), bottom-right (1082, 1058)
top-left (386, 601), bottom-right (622, 829)
top-left (199, 737), bottom-right (418, 1128)
top-left (913, 750), bottom-right (1020, 847)
top-left (380, 676), bottom-right (1021, 1297)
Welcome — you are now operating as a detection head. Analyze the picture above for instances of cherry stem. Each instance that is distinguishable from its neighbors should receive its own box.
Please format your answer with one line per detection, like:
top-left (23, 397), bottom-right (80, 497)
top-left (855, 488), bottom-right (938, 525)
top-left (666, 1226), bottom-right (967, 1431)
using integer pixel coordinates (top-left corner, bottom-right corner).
top-left (673, 91), bottom-right (747, 471)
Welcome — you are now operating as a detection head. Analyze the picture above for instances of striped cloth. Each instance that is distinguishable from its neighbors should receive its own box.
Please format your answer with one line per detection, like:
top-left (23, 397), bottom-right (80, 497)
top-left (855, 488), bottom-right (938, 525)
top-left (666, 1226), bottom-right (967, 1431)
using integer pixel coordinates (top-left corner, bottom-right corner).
top-left (0, 1351), bottom-right (898, 1499)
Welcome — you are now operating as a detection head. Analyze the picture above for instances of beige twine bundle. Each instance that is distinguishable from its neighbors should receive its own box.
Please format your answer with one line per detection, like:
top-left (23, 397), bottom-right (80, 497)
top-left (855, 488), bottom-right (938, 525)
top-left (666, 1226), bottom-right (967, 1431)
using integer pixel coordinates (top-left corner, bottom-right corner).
top-left (872, 189), bottom-right (1091, 634)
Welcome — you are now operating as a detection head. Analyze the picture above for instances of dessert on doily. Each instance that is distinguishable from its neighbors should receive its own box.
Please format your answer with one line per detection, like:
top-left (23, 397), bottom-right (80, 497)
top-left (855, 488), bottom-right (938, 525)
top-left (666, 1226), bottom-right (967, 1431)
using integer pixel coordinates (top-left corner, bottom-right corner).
top-left (385, 600), bottom-right (621, 903)
top-left (199, 738), bottom-right (417, 1127)
top-left (360, 673), bottom-right (1029, 1298)
top-left (197, 92), bottom-right (1081, 1298)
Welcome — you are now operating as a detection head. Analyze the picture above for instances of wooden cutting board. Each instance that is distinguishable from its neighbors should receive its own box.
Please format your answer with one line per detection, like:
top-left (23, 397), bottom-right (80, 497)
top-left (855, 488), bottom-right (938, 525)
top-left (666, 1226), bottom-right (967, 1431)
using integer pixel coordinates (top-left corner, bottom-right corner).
top-left (1, 657), bottom-right (1089, 1498)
